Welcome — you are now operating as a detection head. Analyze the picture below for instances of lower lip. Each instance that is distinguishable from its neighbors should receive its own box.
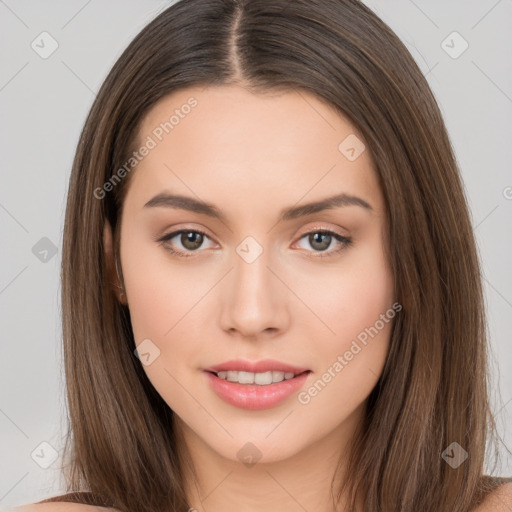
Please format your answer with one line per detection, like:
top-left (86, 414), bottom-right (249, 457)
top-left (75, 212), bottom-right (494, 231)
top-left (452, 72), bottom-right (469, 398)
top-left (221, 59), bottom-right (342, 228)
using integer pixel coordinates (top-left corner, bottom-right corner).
top-left (204, 371), bottom-right (310, 410)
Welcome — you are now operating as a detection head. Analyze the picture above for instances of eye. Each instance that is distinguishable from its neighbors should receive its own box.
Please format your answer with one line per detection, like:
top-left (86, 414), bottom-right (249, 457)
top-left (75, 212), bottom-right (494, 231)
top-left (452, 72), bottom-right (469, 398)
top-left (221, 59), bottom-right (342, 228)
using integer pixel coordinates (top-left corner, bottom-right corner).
top-left (157, 227), bottom-right (352, 259)
top-left (294, 229), bottom-right (352, 258)
top-left (157, 229), bottom-right (216, 258)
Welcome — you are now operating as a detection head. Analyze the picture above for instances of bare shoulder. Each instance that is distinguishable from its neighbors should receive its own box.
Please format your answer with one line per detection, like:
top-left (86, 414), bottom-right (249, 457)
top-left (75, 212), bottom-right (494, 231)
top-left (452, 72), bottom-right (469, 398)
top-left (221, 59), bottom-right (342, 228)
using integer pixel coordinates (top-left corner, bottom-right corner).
top-left (13, 503), bottom-right (118, 512)
top-left (472, 482), bottom-right (512, 511)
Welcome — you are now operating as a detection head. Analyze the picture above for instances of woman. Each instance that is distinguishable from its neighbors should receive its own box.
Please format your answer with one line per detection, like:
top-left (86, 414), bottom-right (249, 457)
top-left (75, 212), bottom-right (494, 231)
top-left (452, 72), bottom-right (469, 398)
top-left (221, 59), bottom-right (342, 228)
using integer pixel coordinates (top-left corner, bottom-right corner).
top-left (16, 0), bottom-right (512, 510)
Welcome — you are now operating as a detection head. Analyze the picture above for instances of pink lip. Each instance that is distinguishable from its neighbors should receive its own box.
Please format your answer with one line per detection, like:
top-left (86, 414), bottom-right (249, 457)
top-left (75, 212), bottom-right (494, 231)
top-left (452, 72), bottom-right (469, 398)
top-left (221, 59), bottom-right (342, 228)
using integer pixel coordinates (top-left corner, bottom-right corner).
top-left (204, 358), bottom-right (310, 374)
top-left (203, 359), bottom-right (311, 410)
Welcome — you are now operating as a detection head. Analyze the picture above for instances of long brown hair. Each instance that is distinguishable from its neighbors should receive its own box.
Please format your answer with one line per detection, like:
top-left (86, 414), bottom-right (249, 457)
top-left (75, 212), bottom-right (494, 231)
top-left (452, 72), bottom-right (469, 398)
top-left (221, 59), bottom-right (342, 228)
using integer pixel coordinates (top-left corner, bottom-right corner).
top-left (54, 0), bottom-right (505, 510)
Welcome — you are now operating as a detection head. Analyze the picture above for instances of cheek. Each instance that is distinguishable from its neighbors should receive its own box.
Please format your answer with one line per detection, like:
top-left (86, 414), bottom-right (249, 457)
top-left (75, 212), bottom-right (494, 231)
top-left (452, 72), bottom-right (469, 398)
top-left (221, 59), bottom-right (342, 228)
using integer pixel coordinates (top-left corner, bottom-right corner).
top-left (121, 234), bottom-right (206, 344)
top-left (293, 238), bottom-right (394, 409)
top-left (121, 240), bottom-right (206, 405)
top-left (295, 250), bottom-right (394, 418)
top-left (319, 245), bottom-right (393, 394)
top-left (297, 237), bottom-right (394, 346)
top-left (121, 234), bottom-right (218, 413)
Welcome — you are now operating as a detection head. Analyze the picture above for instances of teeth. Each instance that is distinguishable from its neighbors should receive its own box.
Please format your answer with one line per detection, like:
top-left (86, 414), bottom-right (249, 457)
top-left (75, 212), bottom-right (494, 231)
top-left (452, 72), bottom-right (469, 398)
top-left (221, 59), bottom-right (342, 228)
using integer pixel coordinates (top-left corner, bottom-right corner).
top-left (226, 370), bottom-right (240, 382)
top-left (215, 370), bottom-right (297, 385)
top-left (238, 371), bottom-right (254, 384)
top-left (254, 371), bottom-right (271, 385)
top-left (272, 371), bottom-right (284, 383)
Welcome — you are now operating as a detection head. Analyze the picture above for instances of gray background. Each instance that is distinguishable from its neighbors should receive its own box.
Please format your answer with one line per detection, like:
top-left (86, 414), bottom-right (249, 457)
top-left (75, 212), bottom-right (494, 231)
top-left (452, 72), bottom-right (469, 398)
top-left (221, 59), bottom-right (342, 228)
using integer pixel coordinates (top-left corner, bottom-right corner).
top-left (1, 0), bottom-right (511, 508)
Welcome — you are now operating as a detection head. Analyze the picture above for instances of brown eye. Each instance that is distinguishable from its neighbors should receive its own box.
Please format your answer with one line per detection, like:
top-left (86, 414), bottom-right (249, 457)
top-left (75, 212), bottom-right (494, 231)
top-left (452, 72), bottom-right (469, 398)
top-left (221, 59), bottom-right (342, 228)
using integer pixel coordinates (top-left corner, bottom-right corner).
top-left (179, 231), bottom-right (204, 251)
top-left (158, 229), bottom-right (214, 257)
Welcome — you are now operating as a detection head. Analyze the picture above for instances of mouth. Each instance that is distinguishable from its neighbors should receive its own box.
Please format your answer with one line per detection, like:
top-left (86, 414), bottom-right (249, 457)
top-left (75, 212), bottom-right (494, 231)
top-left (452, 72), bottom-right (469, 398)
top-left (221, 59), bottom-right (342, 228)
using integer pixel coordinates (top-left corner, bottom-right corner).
top-left (203, 359), bottom-right (312, 410)
top-left (206, 369), bottom-right (311, 386)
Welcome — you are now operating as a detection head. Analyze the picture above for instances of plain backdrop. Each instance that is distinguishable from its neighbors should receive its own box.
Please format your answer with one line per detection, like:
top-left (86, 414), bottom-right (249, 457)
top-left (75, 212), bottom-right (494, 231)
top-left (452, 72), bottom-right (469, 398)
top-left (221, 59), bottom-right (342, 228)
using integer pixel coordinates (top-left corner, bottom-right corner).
top-left (1, 0), bottom-right (511, 508)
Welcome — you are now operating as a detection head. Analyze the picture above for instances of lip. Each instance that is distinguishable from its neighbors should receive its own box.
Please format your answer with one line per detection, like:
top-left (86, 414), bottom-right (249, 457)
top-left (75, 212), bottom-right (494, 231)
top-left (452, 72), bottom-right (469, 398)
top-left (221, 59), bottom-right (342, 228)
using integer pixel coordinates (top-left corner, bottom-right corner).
top-left (203, 359), bottom-right (310, 374)
top-left (203, 359), bottom-right (311, 411)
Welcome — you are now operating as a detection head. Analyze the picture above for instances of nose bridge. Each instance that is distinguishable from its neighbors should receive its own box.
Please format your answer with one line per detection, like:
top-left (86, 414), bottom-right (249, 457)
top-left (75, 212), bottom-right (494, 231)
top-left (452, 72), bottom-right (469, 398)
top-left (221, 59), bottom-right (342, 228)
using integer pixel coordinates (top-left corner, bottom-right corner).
top-left (220, 236), bottom-right (288, 335)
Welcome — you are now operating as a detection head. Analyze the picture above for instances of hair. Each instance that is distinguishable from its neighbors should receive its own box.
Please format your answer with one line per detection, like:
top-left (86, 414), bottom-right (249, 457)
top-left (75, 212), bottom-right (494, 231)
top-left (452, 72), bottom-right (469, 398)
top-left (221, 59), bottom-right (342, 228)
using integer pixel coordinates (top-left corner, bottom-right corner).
top-left (48, 0), bottom-right (508, 510)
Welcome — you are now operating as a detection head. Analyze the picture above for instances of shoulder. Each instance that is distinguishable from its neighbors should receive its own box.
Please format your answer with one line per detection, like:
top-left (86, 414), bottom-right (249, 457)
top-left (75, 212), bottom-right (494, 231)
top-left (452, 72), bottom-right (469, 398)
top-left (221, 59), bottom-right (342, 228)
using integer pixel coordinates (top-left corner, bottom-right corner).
top-left (13, 504), bottom-right (118, 511)
top-left (13, 491), bottom-right (119, 512)
top-left (472, 481), bottom-right (512, 512)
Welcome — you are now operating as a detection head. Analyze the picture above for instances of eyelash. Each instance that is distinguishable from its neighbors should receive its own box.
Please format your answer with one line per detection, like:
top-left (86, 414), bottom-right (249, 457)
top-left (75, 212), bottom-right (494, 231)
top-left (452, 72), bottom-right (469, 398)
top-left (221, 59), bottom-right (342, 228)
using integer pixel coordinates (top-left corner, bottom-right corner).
top-left (157, 227), bottom-right (352, 259)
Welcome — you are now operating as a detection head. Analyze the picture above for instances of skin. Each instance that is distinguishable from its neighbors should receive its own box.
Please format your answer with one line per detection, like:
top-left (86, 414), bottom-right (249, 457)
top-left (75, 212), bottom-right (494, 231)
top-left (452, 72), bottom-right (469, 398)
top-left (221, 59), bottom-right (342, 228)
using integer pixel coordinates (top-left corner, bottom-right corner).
top-left (103, 84), bottom-right (395, 511)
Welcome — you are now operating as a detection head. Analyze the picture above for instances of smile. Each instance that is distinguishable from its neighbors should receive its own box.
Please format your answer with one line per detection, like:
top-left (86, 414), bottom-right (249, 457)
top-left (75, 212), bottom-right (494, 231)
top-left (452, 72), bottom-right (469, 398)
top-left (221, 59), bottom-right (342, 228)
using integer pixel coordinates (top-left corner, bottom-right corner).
top-left (215, 370), bottom-right (299, 385)
top-left (203, 360), bottom-right (312, 410)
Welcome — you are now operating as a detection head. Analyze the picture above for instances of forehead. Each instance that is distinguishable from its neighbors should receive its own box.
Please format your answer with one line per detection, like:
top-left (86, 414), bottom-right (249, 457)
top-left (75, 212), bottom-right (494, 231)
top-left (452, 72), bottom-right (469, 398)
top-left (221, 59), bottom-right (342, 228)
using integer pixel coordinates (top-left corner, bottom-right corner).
top-left (138, 84), bottom-right (356, 157)
top-left (124, 85), bottom-right (383, 216)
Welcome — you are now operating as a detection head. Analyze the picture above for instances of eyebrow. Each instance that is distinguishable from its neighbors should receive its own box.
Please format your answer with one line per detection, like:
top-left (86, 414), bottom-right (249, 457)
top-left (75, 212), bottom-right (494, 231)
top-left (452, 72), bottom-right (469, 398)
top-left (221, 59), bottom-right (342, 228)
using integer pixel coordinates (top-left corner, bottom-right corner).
top-left (143, 191), bottom-right (372, 222)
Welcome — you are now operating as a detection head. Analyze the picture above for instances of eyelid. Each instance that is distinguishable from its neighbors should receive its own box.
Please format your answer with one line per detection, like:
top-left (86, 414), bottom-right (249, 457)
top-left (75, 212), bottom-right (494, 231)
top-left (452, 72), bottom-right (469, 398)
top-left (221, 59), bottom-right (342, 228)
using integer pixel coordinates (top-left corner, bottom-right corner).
top-left (156, 226), bottom-right (217, 247)
top-left (156, 222), bottom-right (348, 241)
top-left (155, 224), bottom-right (215, 243)
top-left (295, 222), bottom-right (349, 238)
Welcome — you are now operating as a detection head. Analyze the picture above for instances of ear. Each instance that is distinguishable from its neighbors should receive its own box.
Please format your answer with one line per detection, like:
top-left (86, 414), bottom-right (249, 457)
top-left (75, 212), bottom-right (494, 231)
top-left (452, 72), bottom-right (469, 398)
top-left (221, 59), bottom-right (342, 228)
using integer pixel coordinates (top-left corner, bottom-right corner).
top-left (103, 221), bottom-right (127, 305)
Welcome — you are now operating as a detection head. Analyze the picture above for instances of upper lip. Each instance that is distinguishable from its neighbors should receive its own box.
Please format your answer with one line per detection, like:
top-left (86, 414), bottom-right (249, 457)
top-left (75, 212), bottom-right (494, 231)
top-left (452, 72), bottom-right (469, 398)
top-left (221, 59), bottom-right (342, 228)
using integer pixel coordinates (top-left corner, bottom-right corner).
top-left (204, 359), bottom-right (310, 374)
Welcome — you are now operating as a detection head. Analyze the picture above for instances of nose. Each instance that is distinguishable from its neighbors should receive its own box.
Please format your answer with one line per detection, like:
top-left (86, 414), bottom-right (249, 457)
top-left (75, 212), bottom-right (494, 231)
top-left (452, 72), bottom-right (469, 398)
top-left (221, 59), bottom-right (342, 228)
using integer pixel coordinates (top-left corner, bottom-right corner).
top-left (219, 244), bottom-right (290, 339)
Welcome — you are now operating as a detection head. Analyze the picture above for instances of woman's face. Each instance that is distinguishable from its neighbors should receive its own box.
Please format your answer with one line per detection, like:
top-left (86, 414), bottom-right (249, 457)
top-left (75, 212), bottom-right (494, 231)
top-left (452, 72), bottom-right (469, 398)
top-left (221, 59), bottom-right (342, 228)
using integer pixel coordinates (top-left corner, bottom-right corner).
top-left (106, 85), bottom-right (395, 465)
